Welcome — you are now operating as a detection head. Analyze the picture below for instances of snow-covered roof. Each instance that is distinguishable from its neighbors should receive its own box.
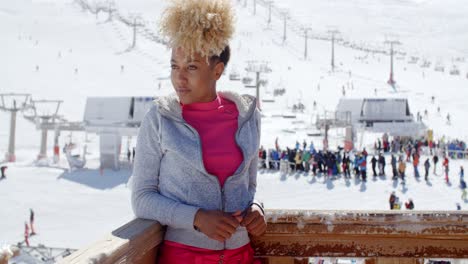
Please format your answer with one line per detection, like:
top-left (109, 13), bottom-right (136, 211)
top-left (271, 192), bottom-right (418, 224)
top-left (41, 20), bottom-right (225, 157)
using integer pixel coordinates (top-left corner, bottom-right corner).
top-left (361, 98), bottom-right (412, 122)
top-left (83, 97), bottom-right (154, 129)
top-left (337, 98), bottom-right (413, 123)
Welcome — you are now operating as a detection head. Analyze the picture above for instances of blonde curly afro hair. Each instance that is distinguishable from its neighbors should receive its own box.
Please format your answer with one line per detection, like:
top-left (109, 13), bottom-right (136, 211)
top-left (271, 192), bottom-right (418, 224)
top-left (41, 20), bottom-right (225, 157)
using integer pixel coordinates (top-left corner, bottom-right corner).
top-left (160, 0), bottom-right (235, 60)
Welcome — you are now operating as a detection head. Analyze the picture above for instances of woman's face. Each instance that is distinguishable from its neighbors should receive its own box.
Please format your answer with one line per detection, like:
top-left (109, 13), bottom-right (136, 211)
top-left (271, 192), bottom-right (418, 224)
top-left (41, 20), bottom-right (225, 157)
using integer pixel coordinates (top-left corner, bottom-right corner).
top-left (170, 48), bottom-right (224, 105)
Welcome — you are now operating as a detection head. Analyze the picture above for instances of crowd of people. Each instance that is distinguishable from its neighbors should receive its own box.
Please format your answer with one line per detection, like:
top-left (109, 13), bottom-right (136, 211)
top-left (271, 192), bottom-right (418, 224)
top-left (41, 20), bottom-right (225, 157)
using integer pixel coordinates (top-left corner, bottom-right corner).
top-left (258, 135), bottom-right (468, 205)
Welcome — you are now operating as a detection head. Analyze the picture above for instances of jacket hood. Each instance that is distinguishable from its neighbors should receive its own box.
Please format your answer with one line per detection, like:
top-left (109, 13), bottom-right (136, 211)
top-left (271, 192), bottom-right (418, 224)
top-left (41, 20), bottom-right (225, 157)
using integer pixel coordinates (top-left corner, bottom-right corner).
top-left (154, 91), bottom-right (257, 122)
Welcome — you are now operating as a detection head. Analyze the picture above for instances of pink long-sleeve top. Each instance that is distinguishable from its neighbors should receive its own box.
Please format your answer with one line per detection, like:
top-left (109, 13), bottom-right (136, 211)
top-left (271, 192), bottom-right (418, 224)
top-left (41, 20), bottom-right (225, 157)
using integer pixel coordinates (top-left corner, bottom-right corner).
top-left (181, 94), bottom-right (244, 187)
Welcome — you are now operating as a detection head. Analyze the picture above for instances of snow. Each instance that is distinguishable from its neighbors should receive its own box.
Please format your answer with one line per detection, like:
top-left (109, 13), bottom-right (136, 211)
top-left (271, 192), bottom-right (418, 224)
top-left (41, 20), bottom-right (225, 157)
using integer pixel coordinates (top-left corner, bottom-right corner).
top-left (0, 0), bottom-right (467, 257)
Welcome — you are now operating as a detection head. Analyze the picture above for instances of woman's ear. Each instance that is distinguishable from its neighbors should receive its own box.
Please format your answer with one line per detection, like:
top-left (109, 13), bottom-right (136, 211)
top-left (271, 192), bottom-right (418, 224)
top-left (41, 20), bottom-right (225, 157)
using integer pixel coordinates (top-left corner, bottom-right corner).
top-left (213, 62), bottom-right (225, 80)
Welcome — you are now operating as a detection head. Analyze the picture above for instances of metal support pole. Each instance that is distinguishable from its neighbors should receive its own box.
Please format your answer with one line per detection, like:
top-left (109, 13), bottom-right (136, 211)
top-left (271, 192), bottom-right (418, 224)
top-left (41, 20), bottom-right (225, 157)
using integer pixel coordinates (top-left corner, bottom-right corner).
top-left (132, 19), bottom-right (137, 48)
top-left (53, 128), bottom-right (60, 163)
top-left (388, 43), bottom-right (395, 85)
top-left (384, 40), bottom-right (400, 86)
top-left (324, 123), bottom-right (330, 151)
top-left (108, 2), bottom-right (113, 21)
top-left (255, 71), bottom-right (261, 110)
top-left (267, 2), bottom-right (272, 25)
top-left (283, 16), bottom-right (287, 43)
top-left (6, 110), bottom-right (17, 162)
top-left (331, 34), bottom-right (335, 70)
top-left (38, 128), bottom-right (48, 160)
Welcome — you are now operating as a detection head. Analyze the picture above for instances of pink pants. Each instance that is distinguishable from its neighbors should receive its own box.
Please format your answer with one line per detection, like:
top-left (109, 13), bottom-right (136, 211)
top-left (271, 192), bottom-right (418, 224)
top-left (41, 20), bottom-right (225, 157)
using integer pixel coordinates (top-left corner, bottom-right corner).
top-left (158, 241), bottom-right (261, 264)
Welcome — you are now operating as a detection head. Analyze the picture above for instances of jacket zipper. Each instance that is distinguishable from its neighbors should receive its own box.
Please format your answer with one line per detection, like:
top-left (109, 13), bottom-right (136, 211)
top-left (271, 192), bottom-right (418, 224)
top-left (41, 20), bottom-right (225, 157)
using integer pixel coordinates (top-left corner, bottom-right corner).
top-left (175, 103), bottom-right (257, 249)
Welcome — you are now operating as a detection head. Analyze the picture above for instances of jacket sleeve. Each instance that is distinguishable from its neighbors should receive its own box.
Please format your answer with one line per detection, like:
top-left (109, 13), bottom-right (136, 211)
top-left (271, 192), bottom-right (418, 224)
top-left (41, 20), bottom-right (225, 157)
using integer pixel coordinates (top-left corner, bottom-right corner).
top-left (130, 107), bottom-right (199, 230)
top-left (248, 109), bottom-right (263, 209)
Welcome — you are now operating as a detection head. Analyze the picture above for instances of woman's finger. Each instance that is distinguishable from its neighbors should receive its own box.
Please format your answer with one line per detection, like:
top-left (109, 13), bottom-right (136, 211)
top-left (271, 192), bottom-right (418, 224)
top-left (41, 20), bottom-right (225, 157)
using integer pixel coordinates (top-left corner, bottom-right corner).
top-left (218, 221), bottom-right (236, 235)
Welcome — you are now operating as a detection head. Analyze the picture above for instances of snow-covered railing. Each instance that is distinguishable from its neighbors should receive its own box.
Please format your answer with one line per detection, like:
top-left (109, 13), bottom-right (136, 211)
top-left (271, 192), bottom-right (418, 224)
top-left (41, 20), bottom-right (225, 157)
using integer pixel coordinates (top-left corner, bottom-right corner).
top-left (446, 149), bottom-right (468, 160)
top-left (58, 210), bottom-right (468, 264)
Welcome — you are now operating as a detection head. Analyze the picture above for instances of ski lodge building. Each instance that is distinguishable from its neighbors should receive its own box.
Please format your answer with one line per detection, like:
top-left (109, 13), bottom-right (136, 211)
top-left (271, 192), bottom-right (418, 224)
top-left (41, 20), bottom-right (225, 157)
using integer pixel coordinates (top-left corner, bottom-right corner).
top-left (335, 98), bottom-right (426, 137)
top-left (83, 96), bottom-right (154, 170)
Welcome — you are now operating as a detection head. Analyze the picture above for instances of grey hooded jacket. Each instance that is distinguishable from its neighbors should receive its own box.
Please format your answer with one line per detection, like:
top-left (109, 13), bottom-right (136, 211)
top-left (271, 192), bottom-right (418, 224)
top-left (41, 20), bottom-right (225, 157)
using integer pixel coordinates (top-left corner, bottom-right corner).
top-left (130, 91), bottom-right (261, 250)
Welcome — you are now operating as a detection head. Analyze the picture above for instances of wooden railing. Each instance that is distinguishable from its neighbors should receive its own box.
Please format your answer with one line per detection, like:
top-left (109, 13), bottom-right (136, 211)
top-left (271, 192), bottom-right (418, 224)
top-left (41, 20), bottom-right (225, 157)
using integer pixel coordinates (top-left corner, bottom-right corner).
top-left (59, 210), bottom-right (468, 264)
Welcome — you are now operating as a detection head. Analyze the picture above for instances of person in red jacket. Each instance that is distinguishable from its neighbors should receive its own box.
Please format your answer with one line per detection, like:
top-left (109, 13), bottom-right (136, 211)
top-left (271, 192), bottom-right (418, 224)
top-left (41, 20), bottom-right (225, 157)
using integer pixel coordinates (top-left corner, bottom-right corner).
top-left (24, 222), bottom-right (30, 247)
top-left (443, 156), bottom-right (450, 183)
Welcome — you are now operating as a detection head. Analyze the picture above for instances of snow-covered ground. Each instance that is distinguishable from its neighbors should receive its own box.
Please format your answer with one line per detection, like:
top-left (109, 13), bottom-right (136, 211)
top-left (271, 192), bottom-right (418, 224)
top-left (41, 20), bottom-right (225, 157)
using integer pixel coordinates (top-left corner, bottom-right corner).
top-left (1, 0), bottom-right (467, 259)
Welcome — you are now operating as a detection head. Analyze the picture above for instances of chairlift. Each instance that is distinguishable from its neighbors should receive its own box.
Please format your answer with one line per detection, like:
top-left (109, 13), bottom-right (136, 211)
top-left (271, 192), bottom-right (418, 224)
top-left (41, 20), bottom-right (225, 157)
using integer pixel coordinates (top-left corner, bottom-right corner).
top-left (420, 60), bottom-right (431, 68)
top-left (408, 56), bottom-right (419, 64)
top-left (273, 87), bottom-right (285, 96)
top-left (229, 71), bottom-right (241, 81)
top-left (65, 143), bottom-right (87, 171)
top-left (449, 66), bottom-right (460, 76)
top-left (307, 132), bottom-right (322, 137)
top-left (242, 76), bottom-right (253, 85)
top-left (282, 129), bottom-right (296, 134)
top-left (259, 79), bottom-right (268, 86)
top-left (434, 64), bottom-right (444, 72)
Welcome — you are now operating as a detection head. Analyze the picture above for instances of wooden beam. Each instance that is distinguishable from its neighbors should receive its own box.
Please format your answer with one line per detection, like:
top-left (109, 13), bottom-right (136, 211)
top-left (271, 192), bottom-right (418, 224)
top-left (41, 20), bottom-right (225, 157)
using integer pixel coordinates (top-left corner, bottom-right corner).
top-left (58, 219), bottom-right (164, 264)
top-left (251, 210), bottom-right (468, 258)
top-left (59, 210), bottom-right (468, 264)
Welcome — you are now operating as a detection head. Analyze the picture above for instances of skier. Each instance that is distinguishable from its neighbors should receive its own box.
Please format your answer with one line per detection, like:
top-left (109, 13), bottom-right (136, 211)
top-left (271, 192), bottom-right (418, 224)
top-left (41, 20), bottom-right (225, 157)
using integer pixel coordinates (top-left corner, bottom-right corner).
top-left (295, 150), bottom-right (303, 171)
top-left (127, 149), bottom-right (131, 162)
top-left (132, 147), bottom-right (136, 162)
top-left (311, 153), bottom-right (318, 176)
top-left (389, 192), bottom-right (396, 210)
top-left (0, 166), bottom-right (7, 179)
top-left (353, 154), bottom-right (360, 177)
top-left (413, 153), bottom-right (420, 178)
top-left (30, 209), bottom-right (36, 236)
top-left (342, 154), bottom-right (351, 178)
top-left (359, 155), bottom-right (367, 181)
top-left (302, 150), bottom-right (311, 172)
top-left (424, 158), bottom-right (430, 181)
top-left (261, 147), bottom-right (267, 169)
top-left (378, 153), bottom-right (386, 176)
top-left (460, 166), bottom-right (464, 182)
top-left (362, 148), bottom-right (368, 158)
top-left (443, 156), bottom-right (450, 183)
top-left (309, 141), bottom-right (316, 154)
top-left (391, 154), bottom-right (398, 180)
top-left (433, 154), bottom-right (439, 175)
top-left (461, 179), bottom-right (467, 200)
top-left (371, 156), bottom-right (378, 177)
top-left (405, 199), bottom-right (414, 210)
top-left (24, 222), bottom-right (30, 247)
top-left (398, 157), bottom-right (406, 182)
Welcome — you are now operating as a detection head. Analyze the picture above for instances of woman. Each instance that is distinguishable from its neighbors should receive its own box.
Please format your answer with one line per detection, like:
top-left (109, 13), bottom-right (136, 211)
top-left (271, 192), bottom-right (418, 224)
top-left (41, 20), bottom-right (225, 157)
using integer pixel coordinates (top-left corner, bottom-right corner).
top-left (130, 0), bottom-right (265, 263)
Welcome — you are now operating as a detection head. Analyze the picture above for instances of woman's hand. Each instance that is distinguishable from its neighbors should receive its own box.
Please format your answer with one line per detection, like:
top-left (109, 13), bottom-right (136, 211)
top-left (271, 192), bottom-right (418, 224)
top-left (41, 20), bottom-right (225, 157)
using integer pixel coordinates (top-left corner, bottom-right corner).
top-left (194, 209), bottom-right (240, 242)
top-left (240, 205), bottom-right (267, 236)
